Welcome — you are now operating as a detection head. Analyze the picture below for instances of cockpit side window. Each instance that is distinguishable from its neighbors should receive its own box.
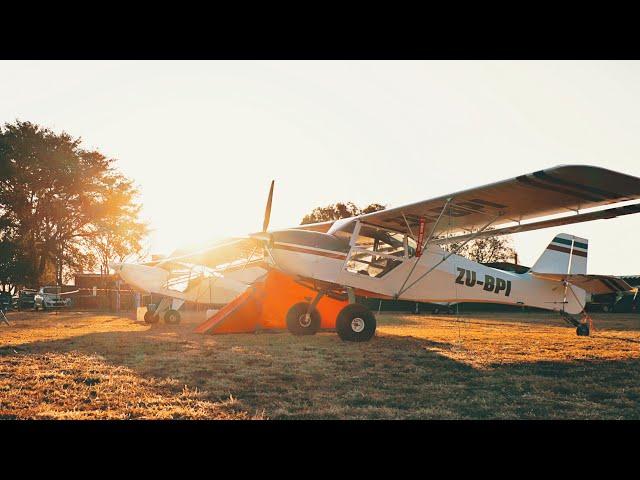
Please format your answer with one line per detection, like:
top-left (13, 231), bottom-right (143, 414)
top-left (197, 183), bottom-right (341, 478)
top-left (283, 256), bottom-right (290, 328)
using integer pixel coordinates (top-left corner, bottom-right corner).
top-left (355, 226), bottom-right (406, 258)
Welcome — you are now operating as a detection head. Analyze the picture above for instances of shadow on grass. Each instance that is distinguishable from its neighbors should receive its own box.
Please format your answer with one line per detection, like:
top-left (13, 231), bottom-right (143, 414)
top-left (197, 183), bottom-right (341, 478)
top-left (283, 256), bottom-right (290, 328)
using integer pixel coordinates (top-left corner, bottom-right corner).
top-left (3, 320), bottom-right (640, 419)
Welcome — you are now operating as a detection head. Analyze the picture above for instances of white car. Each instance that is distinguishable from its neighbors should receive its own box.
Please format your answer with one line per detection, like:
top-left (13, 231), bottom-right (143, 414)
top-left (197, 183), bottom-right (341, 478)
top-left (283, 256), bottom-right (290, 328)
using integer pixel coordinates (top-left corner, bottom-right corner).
top-left (34, 286), bottom-right (67, 310)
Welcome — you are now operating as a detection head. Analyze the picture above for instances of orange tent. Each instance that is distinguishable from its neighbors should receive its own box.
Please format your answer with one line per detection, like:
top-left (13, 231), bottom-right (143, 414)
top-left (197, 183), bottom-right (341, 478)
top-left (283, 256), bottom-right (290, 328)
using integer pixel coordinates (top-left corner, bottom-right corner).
top-left (194, 269), bottom-right (348, 334)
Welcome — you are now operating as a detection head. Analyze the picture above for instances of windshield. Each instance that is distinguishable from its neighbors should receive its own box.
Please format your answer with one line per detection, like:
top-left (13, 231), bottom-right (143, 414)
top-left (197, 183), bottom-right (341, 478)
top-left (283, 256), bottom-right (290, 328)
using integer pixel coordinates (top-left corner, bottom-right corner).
top-left (43, 287), bottom-right (61, 294)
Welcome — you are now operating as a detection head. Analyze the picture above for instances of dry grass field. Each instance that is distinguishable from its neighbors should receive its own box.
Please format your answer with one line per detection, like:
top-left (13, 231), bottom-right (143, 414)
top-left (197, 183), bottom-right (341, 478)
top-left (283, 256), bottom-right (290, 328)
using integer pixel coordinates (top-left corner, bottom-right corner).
top-left (1, 309), bottom-right (639, 419)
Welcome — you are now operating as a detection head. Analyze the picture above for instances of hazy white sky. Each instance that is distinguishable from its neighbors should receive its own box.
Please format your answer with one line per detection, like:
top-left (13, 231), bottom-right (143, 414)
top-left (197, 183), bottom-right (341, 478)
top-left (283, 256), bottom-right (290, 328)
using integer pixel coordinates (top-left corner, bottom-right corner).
top-left (2, 60), bottom-right (640, 274)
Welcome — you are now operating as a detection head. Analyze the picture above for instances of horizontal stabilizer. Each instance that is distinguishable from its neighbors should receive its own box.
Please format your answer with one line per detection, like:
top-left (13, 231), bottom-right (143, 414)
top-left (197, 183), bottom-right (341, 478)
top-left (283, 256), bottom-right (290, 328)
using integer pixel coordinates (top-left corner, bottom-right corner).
top-left (532, 272), bottom-right (635, 294)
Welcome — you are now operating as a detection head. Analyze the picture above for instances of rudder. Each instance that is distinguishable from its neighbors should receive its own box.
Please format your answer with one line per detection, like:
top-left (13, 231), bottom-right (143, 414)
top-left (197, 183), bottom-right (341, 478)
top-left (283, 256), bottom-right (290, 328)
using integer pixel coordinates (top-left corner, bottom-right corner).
top-left (532, 233), bottom-right (588, 275)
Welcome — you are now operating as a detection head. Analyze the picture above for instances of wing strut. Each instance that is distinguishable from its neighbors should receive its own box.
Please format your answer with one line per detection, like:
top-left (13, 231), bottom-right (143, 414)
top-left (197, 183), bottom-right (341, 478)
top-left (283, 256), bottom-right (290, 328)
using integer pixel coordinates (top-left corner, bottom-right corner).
top-left (396, 214), bottom-right (499, 298)
top-left (401, 213), bottom-right (416, 240)
top-left (396, 198), bottom-right (453, 297)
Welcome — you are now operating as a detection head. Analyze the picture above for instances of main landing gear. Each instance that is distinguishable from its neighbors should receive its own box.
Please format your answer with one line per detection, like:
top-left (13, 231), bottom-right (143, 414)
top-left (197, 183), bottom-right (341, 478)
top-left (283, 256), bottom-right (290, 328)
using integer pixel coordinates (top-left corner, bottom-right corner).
top-left (143, 305), bottom-right (181, 325)
top-left (286, 302), bottom-right (321, 335)
top-left (335, 304), bottom-right (376, 342)
top-left (284, 288), bottom-right (377, 342)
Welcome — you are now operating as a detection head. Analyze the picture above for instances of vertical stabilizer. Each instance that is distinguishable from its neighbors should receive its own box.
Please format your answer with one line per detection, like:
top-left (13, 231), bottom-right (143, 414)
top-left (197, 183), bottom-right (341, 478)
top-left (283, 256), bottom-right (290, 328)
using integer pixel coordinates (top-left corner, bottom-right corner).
top-left (532, 233), bottom-right (588, 275)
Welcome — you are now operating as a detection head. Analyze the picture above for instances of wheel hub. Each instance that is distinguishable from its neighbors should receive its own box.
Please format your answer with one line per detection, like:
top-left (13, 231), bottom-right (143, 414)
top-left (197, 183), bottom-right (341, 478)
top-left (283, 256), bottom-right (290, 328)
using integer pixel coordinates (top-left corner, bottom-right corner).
top-left (298, 313), bottom-right (312, 328)
top-left (351, 317), bottom-right (365, 333)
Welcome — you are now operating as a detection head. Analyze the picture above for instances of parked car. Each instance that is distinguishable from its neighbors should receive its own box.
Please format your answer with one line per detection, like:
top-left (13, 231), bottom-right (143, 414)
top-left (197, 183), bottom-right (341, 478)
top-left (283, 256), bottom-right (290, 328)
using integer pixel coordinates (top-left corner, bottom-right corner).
top-left (13, 289), bottom-right (37, 310)
top-left (34, 286), bottom-right (67, 310)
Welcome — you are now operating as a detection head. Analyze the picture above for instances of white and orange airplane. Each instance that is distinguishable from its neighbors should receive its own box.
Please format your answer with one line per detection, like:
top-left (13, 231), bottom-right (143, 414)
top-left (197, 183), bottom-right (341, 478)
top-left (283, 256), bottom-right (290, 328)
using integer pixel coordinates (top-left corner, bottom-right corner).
top-left (109, 257), bottom-right (267, 324)
top-left (114, 166), bottom-right (640, 340)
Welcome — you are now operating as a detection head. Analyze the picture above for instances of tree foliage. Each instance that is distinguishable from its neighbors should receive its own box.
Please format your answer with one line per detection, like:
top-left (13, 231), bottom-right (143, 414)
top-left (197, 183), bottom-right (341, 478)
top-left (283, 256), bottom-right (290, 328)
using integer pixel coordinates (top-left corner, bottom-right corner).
top-left (0, 120), bottom-right (148, 288)
top-left (301, 202), bottom-right (386, 224)
top-left (0, 238), bottom-right (30, 293)
top-left (444, 229), bottom-right (517, 264)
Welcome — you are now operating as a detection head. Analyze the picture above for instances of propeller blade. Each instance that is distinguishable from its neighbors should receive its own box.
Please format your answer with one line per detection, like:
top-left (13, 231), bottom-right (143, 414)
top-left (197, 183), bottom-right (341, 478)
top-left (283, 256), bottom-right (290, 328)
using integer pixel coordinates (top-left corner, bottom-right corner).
top-left (262, 180), bottom-right (274, 232)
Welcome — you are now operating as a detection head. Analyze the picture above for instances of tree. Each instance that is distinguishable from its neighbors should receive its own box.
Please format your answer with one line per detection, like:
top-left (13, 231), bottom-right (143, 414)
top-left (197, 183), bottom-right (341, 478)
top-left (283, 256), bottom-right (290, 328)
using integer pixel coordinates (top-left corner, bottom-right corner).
top-left (301, 202), bottom-right (386, 224)
top-left (89, 212), bottom-right (149, 276)
top-left (0, 238), bottom-right (31, 293)
top-left (0, 120), bottom-right (148, 288)
top-left (443, 229), bottom-right (517, 264)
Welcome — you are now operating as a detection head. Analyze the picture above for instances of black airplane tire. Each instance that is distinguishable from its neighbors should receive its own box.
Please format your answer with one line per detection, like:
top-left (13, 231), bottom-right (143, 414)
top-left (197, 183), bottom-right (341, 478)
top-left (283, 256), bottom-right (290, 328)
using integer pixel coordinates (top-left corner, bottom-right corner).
top-left (576, 324), bottom-right (590, 336)
top-left (336, 304), bottom-right (376, 342)
top-left (286, 302), bottom-right (321, 335)
top-left (164, 309), bottom-right (181, 325)
top-left (144, 311), bottom-right (159, 324)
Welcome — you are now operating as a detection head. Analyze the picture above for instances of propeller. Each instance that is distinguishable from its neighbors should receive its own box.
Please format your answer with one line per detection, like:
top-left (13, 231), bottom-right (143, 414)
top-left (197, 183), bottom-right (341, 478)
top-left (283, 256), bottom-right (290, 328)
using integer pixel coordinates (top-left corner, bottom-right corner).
top-left (133, 181), bottom-right (278, 278)
top-left (263, 180), bottom-right (274, 232)
top-left (256, 180), bottom-right (277, 268)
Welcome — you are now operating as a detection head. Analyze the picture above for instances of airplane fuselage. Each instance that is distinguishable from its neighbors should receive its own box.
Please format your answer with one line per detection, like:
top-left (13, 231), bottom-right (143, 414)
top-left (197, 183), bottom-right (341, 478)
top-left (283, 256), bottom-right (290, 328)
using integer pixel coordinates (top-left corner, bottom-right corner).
top-left (268, 222), bottom-right (585, 315)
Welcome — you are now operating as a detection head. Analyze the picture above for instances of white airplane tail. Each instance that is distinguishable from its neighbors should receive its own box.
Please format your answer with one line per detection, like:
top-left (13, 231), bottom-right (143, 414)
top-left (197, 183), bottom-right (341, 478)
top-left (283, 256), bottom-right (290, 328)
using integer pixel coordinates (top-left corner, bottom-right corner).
top-left (531, 234), bottom-right (633, 298)
top-left (532, 233), bottom-right (588, 275)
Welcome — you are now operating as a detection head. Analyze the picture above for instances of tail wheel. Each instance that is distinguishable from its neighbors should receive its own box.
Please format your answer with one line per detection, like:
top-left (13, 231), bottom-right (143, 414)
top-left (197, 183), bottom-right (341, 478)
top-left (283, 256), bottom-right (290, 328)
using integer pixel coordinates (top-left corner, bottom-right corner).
top-left (164, 309), bottom-right (181, 325)
top-left (576, 324), bottom-right (590, 336)
top-left (286, 302), bottom-right (321, 335)
top-left (144, 311), bottom-right (159, 324)
top-left (336, 304), bottom-right (376, 342)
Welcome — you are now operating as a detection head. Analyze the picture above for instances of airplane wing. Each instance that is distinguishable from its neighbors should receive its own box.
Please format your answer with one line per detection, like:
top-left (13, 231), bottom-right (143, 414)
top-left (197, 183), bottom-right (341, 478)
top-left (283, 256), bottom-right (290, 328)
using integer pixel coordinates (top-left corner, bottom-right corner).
top-left (531, 272), bottom-right (636, 294)
top-left (354, 165), bottom-right (640, 240)
top-left (432, 203), bottom-right (640, 245)
top-left (156, 237), bottom-right (260, 270)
